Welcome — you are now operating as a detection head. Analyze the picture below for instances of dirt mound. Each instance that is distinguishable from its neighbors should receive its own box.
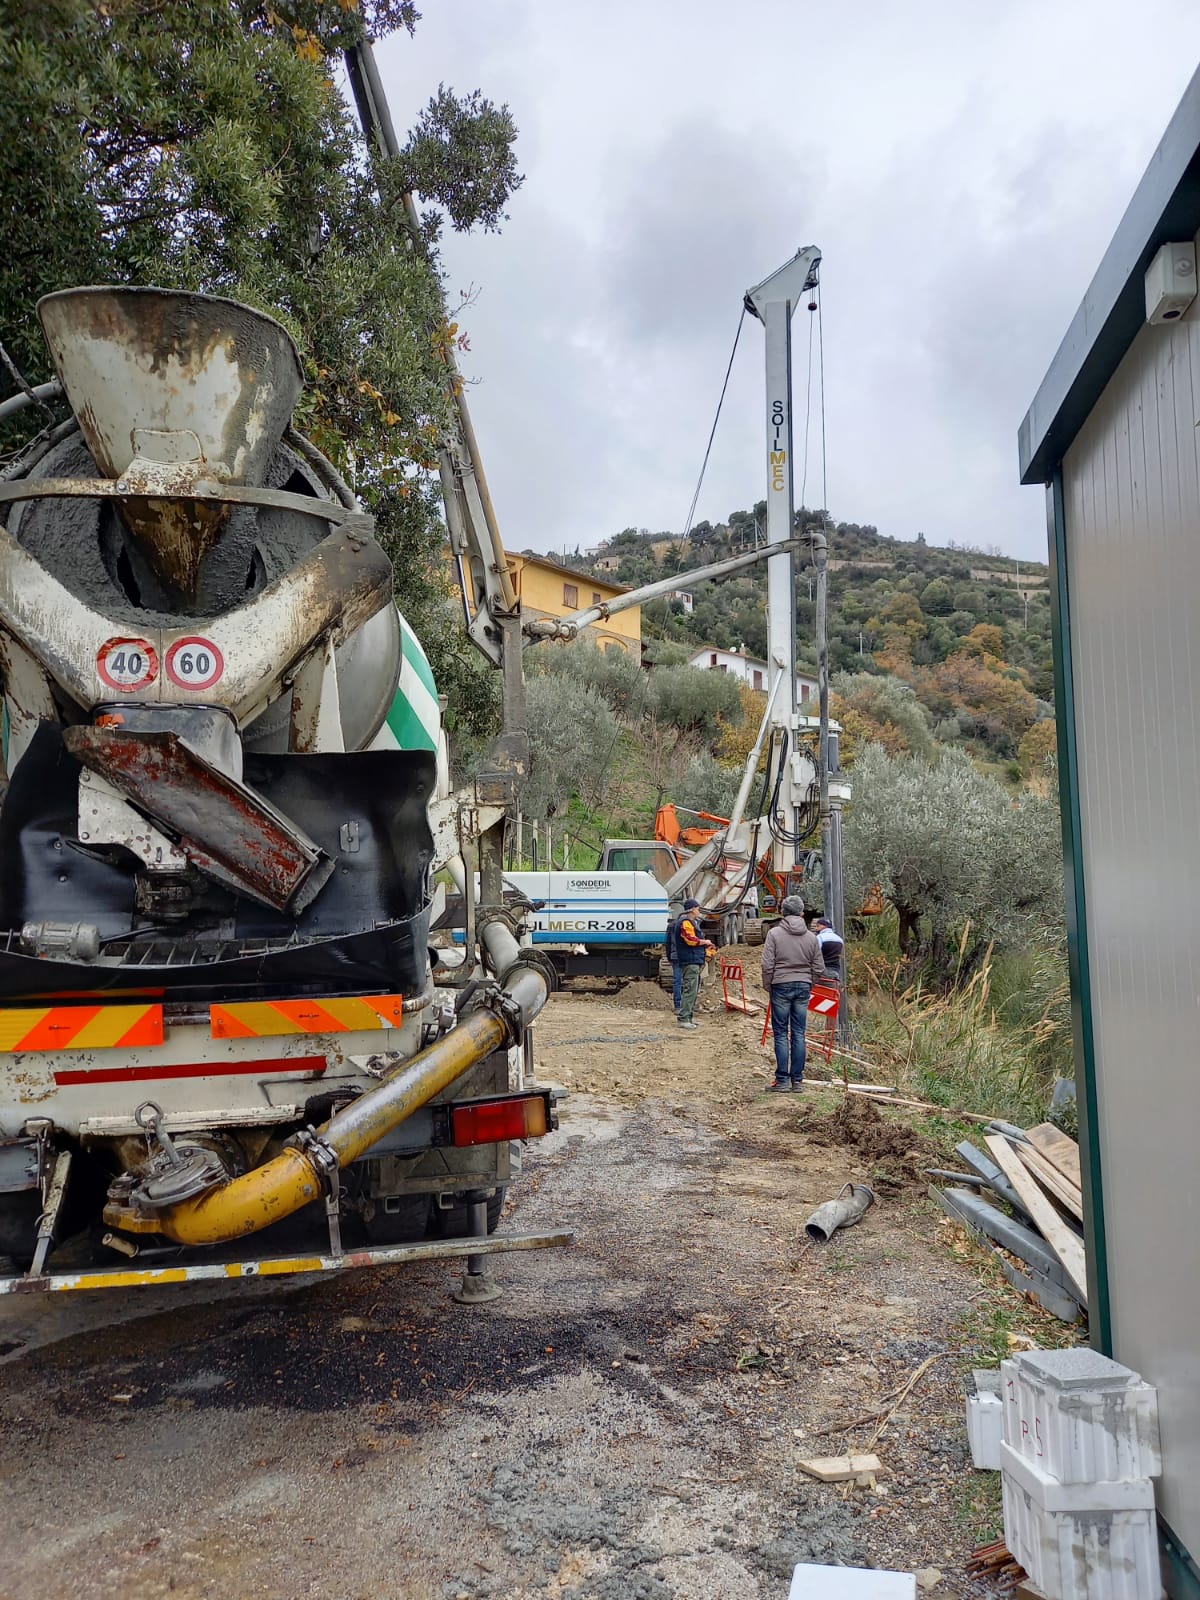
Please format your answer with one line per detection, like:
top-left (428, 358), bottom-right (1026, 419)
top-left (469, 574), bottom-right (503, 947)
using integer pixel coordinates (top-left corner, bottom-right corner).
top-left (799, 1094), bottom-right (939, 1187)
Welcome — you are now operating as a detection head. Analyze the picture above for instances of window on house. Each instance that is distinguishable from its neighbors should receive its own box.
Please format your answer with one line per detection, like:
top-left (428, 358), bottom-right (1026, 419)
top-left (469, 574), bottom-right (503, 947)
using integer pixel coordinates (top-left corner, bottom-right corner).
top-left (563, 583), bottom-right (578, 608)
top-left (709, 652), bottom-right (718, 666)
top-left (753, 670), bottom-right (763, 691)
top-left (592, 592), bottom-right (602, 605)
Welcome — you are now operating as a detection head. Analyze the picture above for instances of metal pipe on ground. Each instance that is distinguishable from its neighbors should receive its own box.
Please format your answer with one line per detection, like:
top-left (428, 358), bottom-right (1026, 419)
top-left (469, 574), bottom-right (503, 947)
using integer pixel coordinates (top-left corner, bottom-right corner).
top-left (805, 1182), bottom-right (876, 1243)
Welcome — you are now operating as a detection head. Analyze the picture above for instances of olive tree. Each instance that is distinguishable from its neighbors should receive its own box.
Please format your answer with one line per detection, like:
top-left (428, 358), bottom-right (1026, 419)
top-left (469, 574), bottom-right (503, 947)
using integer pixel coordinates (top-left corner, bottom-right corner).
top-left (845, 745), bottom-right (1062, 981)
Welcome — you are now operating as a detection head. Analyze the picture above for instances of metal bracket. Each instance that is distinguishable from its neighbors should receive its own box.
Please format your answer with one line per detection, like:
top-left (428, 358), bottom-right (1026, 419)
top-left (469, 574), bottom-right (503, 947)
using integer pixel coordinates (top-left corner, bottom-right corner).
top-left (294, 1125), bottom-right (343, 1262)
top-left (324, 1162), bottom-right (343, 1259)
top-left (28, 1148), bottom-right (72, 1278)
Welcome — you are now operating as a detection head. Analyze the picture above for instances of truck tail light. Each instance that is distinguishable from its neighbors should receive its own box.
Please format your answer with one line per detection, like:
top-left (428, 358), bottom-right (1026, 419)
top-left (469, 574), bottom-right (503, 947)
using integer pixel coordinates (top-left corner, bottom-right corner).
top-left (449, 1091), bottom-right (552, 1147)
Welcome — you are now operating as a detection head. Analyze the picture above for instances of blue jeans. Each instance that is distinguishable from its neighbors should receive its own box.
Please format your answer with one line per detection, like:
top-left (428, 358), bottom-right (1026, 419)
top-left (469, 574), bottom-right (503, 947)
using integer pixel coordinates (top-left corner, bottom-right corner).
top-left (771, 981), bottom-right (811, 1082)
top-left (672, 963), bottom-right (683, 1011)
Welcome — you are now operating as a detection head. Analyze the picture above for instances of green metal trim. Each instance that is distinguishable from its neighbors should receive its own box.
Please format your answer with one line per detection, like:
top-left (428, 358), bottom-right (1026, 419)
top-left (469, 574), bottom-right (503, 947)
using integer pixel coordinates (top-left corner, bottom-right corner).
top-left (1046, 469), bottom-right (1111, 1350)
top-left (1162, 1518), bottom-right (1200, 1600)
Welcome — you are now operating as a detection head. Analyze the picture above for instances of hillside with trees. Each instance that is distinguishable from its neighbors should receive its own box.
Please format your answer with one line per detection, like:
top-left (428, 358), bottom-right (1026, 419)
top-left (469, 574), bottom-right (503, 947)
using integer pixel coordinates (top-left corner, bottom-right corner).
top-left (547, 512), bottom-right (1054, 764)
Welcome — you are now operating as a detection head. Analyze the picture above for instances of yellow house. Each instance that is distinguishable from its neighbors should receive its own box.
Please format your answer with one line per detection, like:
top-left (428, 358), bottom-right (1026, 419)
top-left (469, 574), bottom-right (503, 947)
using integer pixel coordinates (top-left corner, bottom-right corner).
top-left (510, 553), bottom-right (641, 654)
top-left (455, 551), bottom-right (641, 656)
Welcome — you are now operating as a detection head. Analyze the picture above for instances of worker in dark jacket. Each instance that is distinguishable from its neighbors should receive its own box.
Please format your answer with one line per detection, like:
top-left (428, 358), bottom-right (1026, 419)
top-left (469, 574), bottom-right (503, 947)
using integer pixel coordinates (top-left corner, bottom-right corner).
top-left (676, 898), bottom-right (714, 1030)
top-left (760, 896), bottom-right (826, 1089)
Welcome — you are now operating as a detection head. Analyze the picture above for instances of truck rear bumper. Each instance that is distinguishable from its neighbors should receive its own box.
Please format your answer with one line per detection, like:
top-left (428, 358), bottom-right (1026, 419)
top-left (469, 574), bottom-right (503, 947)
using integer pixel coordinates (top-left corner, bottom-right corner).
top-left (0, 1227), bottom-right (574, 1295)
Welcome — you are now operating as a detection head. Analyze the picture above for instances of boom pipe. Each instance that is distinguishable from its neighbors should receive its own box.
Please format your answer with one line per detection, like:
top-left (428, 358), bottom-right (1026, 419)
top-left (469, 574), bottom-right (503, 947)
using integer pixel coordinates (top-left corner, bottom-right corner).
top-left (526, 538), bottom-right (807, 639)
top-left (343, 38), bottom-right (517, 616)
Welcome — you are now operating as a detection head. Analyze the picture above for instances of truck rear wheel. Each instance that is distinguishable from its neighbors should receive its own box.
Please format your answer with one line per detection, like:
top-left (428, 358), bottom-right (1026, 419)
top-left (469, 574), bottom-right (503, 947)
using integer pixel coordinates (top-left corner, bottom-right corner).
top-left (363, 1193), bottom-right (431, 1244)
top-left (430, 1188), bottom-right (506, 1239)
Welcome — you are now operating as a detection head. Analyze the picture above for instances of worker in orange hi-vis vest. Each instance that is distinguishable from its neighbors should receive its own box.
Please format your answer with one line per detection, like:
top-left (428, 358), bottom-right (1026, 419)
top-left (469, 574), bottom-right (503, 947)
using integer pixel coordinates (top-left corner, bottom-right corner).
top-left (675, 898), bottom-right (715, 1030)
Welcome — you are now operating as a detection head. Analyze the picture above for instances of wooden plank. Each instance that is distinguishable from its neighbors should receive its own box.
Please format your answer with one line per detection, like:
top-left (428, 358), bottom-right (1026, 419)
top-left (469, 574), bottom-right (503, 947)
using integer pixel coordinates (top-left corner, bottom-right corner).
top-left (1025, 1122), bottom-right (1082, 1190)
top-left (1015, 1142), bottom-right (1083, 1220)
top-left (955, 1139), bottom-right (1035, 1224)
top-left (984, 1134), bottom-right (1088, 1305)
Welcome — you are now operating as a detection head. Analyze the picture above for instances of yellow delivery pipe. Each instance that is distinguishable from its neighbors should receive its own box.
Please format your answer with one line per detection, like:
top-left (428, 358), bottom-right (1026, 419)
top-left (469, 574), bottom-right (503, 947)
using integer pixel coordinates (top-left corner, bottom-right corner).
top-left (104, 1005), bottom-right (510, 1246)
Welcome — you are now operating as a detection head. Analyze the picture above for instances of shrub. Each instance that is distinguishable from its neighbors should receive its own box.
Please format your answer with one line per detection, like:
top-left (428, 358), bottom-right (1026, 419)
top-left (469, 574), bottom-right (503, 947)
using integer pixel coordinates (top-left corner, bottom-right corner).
top-left (674, 751), bottom-right (744, 818)
top-left (522, 676), bottom-right (618, 821)
top-left (646, 664), bottom-right (744, 739)
top-left (534, 640), bottom-right (646, 718)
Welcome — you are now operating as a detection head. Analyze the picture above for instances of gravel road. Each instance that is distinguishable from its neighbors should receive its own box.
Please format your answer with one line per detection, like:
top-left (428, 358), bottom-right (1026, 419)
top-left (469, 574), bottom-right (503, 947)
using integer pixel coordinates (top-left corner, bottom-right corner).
top-left (0, 986), bottom-right (1011, 1600)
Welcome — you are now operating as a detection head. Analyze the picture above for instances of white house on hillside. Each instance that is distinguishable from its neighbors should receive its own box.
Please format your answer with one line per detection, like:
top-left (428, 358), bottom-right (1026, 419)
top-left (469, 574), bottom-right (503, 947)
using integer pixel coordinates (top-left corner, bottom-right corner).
top-left (688, 646), bottom-right (816, 705)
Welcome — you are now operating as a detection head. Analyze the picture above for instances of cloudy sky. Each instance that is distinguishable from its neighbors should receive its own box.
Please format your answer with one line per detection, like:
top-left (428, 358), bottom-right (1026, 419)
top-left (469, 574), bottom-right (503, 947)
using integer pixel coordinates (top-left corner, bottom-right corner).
top-left (375, 3), bottom-right (1200, 563)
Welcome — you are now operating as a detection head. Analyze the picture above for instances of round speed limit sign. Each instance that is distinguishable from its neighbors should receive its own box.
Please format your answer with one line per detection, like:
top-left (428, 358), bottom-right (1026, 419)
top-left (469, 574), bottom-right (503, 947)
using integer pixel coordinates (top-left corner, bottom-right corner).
top-left (96, 636), bottom-right (158, 693)
top-left (165, 636), bottom-right (224, 691)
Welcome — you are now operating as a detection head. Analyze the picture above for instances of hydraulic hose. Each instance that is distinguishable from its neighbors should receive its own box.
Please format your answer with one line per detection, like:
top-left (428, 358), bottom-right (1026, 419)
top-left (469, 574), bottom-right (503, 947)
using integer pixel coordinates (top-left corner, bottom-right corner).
top-left (105, 961), bottom-right (551, 1245)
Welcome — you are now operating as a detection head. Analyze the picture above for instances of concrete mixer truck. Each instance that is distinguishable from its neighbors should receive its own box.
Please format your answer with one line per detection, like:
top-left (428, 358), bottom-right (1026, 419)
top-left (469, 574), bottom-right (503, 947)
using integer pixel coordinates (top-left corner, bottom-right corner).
top-left (0, 284), bottom-right (568, 1298)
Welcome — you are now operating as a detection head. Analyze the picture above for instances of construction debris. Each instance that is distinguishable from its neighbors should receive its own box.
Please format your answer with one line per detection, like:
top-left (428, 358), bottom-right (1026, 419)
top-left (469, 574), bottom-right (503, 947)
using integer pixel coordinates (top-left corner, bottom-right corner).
top-left (966, 1538), bottom-right (1026, 1591)
top-left (804, 1182), bottom-right (876, 1242)
top-left (966, 1369), bottom-right (1003, 1469)
top-left (796, 1452), bottom-right (883, 1485)
top-left (931, 1121), bottom-right (1088, 1324)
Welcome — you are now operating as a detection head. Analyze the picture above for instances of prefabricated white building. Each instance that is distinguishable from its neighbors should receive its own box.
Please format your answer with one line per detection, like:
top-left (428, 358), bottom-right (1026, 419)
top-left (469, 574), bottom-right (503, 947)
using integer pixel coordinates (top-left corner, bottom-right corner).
top-left (1019, 65), bottom-right (1200, 1599)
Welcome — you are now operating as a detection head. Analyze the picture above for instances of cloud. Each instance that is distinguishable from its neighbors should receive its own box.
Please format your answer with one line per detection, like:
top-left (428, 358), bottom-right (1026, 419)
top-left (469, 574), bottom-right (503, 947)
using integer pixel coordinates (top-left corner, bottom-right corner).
top-left (378, 0), bottom-right (1200, 563)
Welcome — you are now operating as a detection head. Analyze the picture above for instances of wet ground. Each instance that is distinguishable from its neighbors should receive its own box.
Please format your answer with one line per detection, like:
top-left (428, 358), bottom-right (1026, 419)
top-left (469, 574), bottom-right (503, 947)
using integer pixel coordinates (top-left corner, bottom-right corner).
top-left (0, 984), bottom-right (1013, 1600)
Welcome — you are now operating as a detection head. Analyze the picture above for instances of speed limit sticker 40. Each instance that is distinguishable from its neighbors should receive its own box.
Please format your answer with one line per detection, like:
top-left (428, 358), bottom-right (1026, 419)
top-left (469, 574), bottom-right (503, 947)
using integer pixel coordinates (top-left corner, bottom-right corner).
top-left (165, 636), bottom-right (224, 691)
top-left (97, 637), bottom-right (158, 693)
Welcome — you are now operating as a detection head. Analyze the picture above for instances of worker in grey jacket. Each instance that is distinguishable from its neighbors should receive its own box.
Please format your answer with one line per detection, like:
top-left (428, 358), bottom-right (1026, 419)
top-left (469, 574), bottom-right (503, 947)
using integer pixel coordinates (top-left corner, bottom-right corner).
top-left (760, 896), bottom-right (826, 1091)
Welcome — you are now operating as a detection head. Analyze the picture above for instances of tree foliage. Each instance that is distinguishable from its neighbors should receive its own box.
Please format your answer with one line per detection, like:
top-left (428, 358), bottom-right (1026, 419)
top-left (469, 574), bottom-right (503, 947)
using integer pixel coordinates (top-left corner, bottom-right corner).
top-left (0, 0), bottom-right (523, 723)
top-left (646, 664), bottom-right (744, 740)
top-left (832, 672), bottom-right (934, 761)
top-left (844, 746), bottom-right (1062, 981)
top-left (522, 676), bottom-right (617, 822)
top-left (674, 751), bottom-right (744, 820)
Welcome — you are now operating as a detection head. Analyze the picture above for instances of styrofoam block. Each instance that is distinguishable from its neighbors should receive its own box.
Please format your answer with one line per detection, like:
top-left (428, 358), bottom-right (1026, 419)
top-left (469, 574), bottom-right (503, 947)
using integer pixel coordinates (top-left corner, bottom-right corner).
top-left (788, 1568), bottom-right (915, 1598)
top-left (1001, 1476), bottom-right (1162, 1599)
top-left (967, 1390), bottom-right (1003, 1470)
top-left (1000, 1350), bottom-right (1161, 1483)
top-left (1001, 1442), bottom-right (1155, 1513)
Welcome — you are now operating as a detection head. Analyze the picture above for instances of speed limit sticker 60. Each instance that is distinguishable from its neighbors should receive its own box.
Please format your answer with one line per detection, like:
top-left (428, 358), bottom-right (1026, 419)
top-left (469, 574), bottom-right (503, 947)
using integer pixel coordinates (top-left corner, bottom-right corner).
top-left (165, 636), bottom-right (224, 691)
top-left (97, 637), bottom-right (158, 693)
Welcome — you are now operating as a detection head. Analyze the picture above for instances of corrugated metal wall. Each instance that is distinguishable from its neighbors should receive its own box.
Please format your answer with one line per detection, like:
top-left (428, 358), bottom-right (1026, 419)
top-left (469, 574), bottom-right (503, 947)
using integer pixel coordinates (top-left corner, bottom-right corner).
top-left (1063, 295), bottom-right (1200, 1554)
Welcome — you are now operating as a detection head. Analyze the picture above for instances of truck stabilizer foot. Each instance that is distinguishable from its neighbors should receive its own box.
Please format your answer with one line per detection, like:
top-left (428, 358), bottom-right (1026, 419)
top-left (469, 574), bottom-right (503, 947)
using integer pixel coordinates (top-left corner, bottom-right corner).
top-left (453, 1268), bottom-right (502, 1304)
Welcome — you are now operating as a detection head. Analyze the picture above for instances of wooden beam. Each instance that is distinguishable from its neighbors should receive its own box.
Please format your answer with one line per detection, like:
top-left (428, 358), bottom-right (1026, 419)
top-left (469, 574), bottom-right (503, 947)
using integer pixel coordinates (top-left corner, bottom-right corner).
top-left (984, 1134), bottom-right (1088, 1305)
top-left (1025, 1122), bottom-right (1082, 1189)
top-left (1014, 1142), bottom-right (1083, 1220)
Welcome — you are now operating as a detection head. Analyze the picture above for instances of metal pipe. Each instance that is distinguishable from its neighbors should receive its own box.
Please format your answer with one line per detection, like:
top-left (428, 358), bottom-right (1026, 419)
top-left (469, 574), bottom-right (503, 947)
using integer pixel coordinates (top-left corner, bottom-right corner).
top-left (812, 529), bottom-right (832, 912)
top-left (805, 1182), bottom-right (875, 1243)
top-left (726, 668), bottom-right (787, 838)
top-left (344, 37), bottom-right (518, 615)
top-left (0, 381), bottom-right (63, 423)
top-left (283, 425), bottom-right (356, 509)
top-left (528, 538), bottom-right (806, 639)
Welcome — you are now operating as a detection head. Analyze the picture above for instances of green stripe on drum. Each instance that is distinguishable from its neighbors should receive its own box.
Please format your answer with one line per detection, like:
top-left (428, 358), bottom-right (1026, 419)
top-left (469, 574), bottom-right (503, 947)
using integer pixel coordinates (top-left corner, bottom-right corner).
top-left (386, 611), bottom-right (440, 751)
